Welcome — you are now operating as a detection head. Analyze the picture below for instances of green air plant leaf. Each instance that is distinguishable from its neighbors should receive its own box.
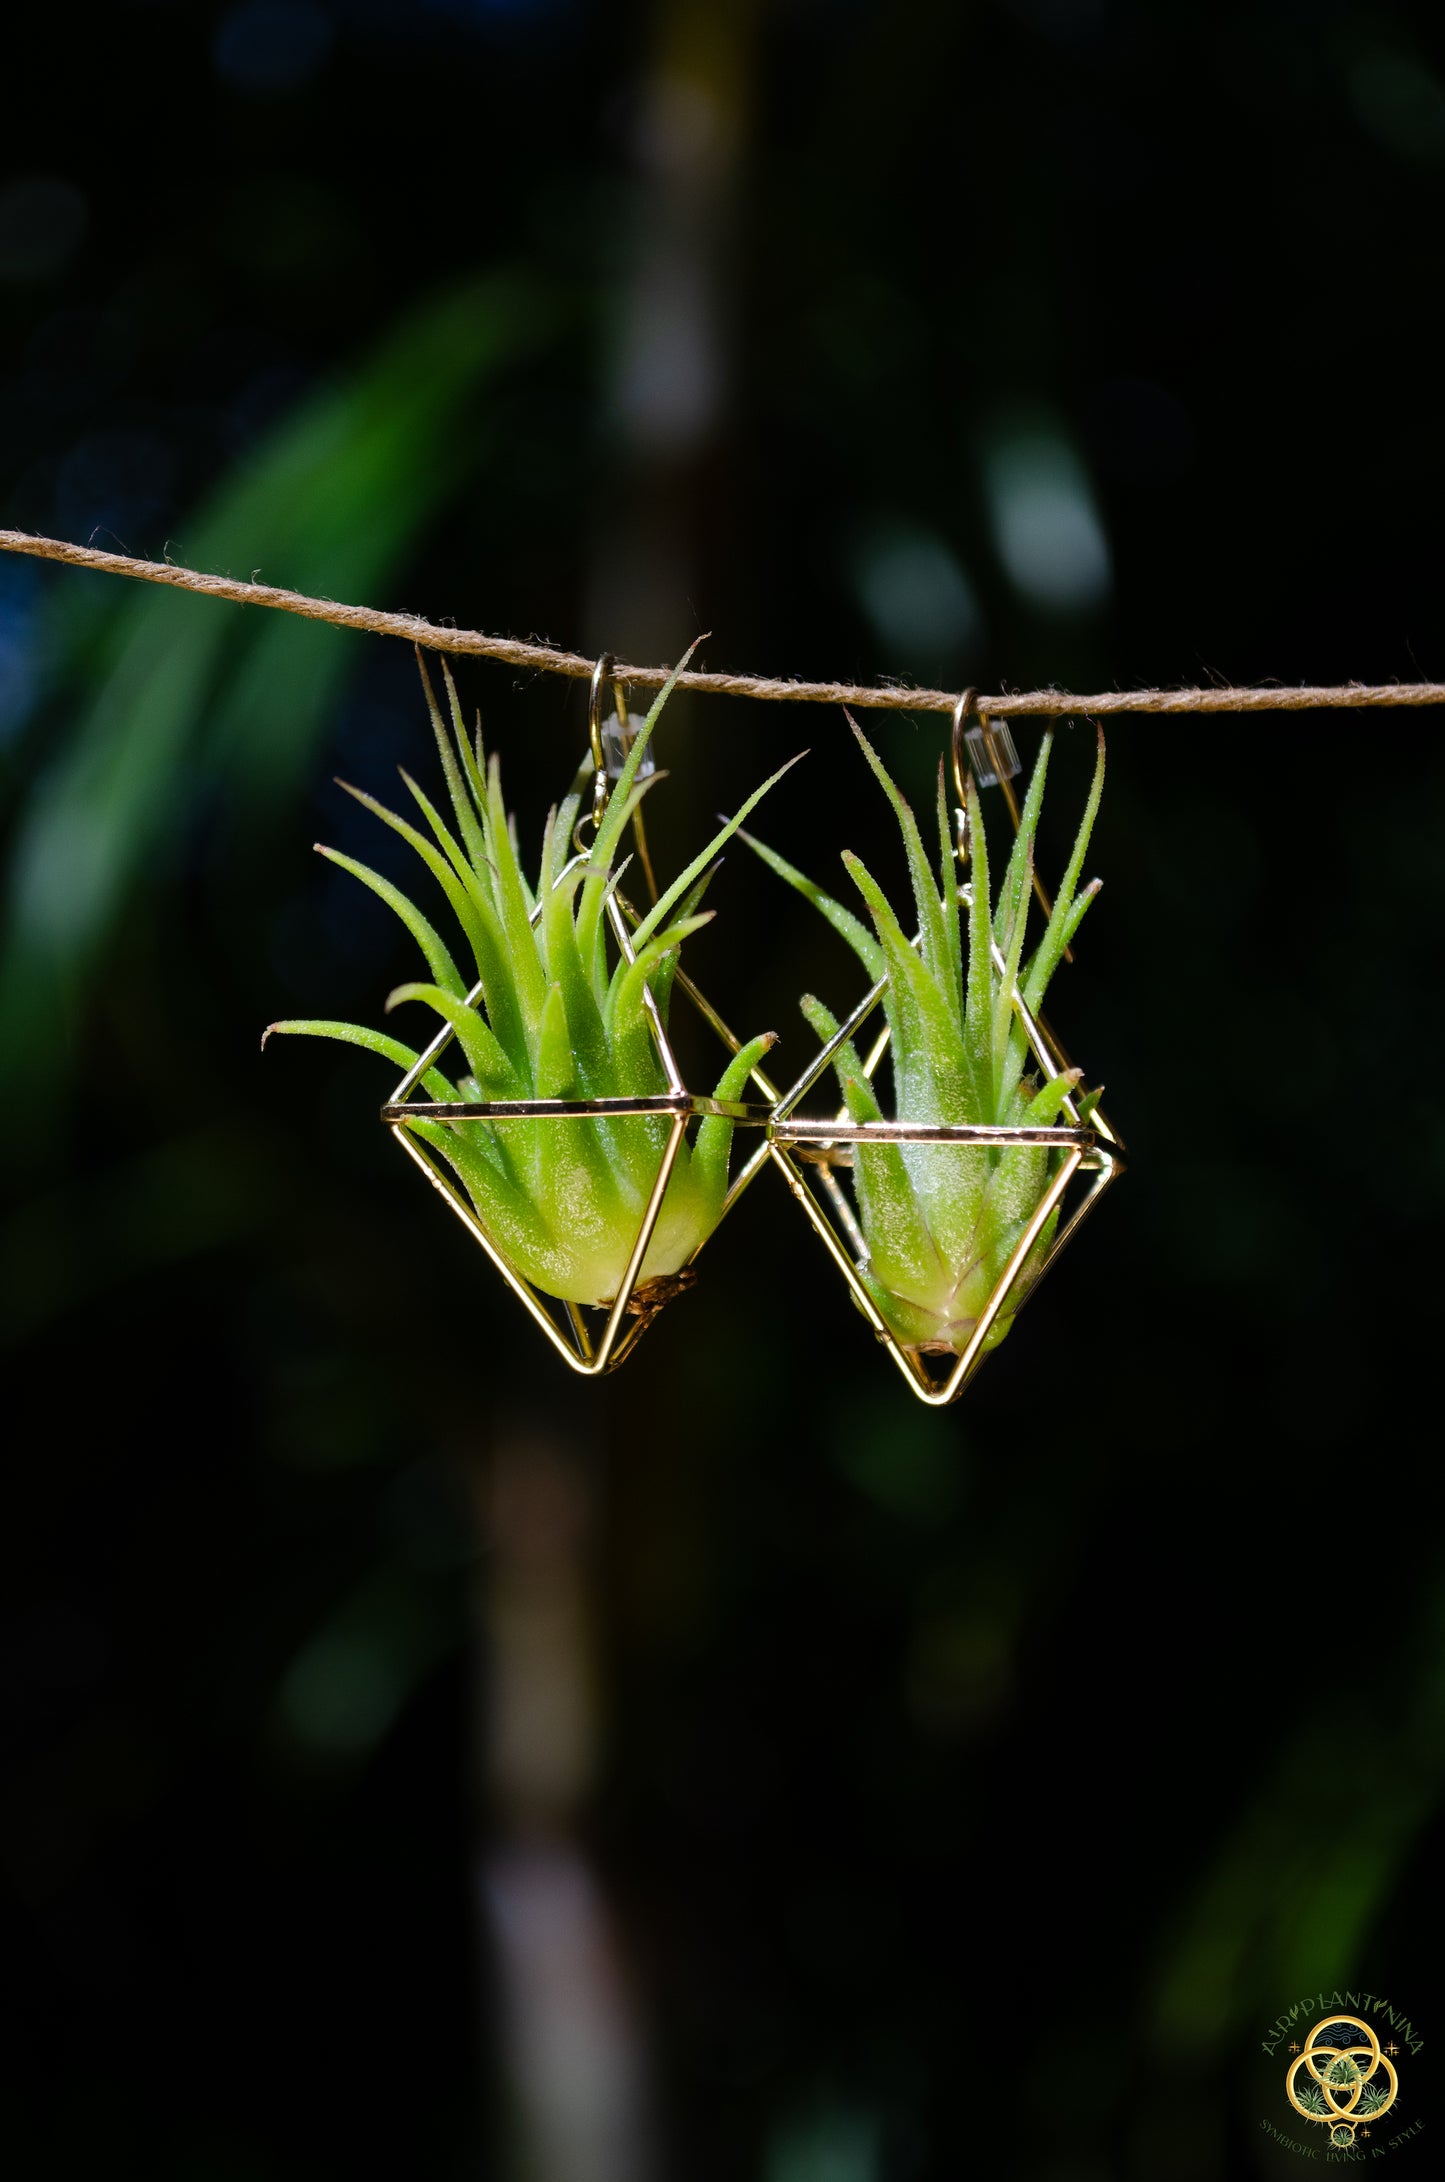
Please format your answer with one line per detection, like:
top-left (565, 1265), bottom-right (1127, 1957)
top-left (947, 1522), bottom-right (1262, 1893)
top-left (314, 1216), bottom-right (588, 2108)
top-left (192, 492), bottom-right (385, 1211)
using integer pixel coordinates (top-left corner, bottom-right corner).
top-left (267, 652), bottom-right (792, 1311)
top-left (747, 716), bottom-right (1105, 1357)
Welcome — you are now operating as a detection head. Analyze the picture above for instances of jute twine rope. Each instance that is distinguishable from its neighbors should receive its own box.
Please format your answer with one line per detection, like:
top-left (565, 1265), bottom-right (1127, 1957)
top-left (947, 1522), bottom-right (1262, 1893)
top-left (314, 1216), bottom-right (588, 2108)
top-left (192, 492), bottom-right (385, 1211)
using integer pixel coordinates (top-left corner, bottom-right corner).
top-left (4, 526), bottom-right (1444, 719)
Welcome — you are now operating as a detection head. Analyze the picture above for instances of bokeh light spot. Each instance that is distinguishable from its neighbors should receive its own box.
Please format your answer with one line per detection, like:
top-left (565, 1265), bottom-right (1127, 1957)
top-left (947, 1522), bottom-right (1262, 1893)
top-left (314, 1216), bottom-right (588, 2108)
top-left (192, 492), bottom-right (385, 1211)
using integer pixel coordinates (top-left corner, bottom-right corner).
top-left (0, 177), bottom-right (89, 283)
top-left (1350, 49), bottom-right (1445, 163)
top-left (982, 415), bottom-right (1112, 614)
top-left (212, 1), bottom-right (336, 97)
top-left (852, 522), bottom-right (983, 664)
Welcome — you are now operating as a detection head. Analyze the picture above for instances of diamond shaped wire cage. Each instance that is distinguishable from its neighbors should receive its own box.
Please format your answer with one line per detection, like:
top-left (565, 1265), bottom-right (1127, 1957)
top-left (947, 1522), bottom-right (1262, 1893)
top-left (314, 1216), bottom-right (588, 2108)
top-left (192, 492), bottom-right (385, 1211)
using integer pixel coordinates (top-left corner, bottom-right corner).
top-left (759, 698), bottom-right (1125, 1408)
top-left (380, 658), bottom-right (776, 1379)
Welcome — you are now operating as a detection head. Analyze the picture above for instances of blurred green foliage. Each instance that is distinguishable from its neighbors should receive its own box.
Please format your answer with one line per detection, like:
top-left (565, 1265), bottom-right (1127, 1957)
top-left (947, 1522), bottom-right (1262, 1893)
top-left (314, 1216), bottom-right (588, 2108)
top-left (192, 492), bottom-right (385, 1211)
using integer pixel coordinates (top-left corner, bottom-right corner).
top-left (2, 4), bottom-right (1445, 2180)
top-left (0, 273), bottom-right (553, 1095)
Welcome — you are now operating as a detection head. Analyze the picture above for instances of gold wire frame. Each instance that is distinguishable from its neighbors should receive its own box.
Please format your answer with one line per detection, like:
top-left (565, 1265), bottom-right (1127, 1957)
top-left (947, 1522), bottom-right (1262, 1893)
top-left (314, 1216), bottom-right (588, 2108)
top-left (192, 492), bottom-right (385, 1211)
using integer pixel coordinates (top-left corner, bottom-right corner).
top-left (381, 668), bottom-right (777, 1379)
top-left (760, 702), bottom-right (1125, 1409)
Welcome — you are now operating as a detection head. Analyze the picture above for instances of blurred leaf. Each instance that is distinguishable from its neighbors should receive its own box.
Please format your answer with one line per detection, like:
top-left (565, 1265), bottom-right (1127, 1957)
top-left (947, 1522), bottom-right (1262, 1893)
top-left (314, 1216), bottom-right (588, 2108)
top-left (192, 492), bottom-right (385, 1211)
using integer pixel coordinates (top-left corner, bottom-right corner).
top-left (0, 1124), bottom-right (278, 1340)
top-left (1149, 1572), bottom-right (1445, 2058)
top-left (0, 271), bottom-right (557, 1094)
top-left (276, 1565), bottom-right (457, 1761)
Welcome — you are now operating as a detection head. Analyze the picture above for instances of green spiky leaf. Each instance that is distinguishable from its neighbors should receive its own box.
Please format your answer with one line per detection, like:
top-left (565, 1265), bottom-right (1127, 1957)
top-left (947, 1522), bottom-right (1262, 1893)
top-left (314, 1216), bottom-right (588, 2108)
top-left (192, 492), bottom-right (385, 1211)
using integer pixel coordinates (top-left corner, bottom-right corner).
top-left (268, 650), bottom-right (782, 1309)
top-left (747, 726), bottom-right (1107, 1356)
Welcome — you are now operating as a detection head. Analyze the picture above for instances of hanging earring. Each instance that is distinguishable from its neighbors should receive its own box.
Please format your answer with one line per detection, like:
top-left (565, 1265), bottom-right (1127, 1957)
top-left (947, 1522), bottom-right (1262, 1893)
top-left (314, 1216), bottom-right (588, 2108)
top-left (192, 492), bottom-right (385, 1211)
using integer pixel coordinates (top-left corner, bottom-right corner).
top-left (755, 692), bottom-right (1124, 1407)
top-left (377, 651), bottom-right (781, 1377)
top-left (583, 651), bottom-right (660, 902)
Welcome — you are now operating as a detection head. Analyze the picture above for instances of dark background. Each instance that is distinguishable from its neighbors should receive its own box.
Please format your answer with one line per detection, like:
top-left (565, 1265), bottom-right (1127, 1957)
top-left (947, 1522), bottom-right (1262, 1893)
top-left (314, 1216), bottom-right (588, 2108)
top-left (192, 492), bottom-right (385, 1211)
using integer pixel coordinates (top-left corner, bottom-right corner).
top-left (2, 2), bottom-right (1443, 2177)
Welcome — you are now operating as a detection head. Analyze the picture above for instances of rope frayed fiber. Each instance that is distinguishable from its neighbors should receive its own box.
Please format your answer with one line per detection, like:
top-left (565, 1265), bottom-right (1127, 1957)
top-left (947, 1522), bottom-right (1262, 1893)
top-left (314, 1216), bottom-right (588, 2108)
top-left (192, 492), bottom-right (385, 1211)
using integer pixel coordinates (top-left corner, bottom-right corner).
top-left (4, 526), bottom-right (1444, 719)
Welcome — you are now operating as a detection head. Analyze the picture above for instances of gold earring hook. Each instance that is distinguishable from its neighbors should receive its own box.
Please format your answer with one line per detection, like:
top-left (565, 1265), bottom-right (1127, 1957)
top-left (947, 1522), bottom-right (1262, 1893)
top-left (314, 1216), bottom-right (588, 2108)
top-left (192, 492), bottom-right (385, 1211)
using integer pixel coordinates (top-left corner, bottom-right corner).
top-left (588, 652), bottom-right (620, 831)
top-left (951, 688), bottom-right (1072, 961)
top-left (585, 652), bottom-right (658, 903)
top-left (950, 687), bottom-right (977, 825)
top-left (587, 653), bottom-right (635, 766)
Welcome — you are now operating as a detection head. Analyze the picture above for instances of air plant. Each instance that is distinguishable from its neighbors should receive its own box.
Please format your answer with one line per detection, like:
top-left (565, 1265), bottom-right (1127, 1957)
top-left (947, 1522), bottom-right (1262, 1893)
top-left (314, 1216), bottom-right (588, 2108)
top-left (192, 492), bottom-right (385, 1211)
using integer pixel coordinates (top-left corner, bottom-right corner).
top-left (266, 652), bottom-right (793, 1310)
top-left (745, 717), bottom-right (1105, 1358)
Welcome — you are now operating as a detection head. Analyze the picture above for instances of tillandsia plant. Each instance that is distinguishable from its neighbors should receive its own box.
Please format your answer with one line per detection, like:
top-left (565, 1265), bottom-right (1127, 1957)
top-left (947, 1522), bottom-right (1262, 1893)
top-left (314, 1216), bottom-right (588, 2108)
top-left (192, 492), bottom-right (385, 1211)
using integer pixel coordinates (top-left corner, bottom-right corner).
top-left (266, 651), bottom-right (794, 1309)
top-left (745, 717), bottom-right (1106, 1357)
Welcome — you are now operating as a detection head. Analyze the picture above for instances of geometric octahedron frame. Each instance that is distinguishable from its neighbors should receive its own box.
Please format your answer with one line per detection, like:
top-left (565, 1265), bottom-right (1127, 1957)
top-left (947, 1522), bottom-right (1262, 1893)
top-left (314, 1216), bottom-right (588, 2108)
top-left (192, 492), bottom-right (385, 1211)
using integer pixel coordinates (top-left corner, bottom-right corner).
top-left (764, 889), bottom-right (1126, 1409)
top-left (381, 872), bottom-right (775, 1379)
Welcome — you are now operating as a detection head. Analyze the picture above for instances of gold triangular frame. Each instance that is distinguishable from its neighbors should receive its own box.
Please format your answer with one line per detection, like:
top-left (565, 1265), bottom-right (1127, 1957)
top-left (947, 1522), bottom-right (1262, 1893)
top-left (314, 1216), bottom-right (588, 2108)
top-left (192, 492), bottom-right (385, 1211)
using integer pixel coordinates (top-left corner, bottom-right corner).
top-left (764, 889), bottom-right (1125, 1409)
top-left (382, 881), bottom-right (775, 1378)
